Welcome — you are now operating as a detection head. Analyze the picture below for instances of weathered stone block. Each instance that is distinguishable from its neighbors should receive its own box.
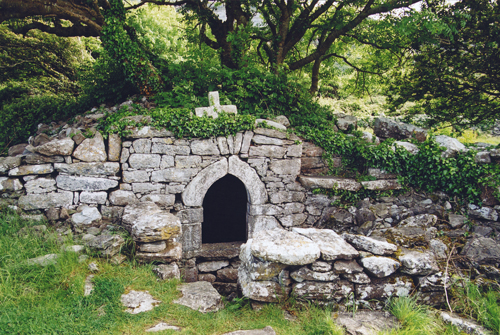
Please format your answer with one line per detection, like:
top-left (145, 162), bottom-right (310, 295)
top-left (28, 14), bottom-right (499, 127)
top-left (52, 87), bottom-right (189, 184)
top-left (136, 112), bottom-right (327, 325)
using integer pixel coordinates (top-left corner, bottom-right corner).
top-left (80, 191), bottom-right (108, 204)
top-left (128, 154), bottom-right (161, 169)
top-left (19, 192), bottom-right (73, 210)
top-left (56, 175), bottom-right (118, 191)
top-left (109, 190), bottom-right (138, 206)
top-left (54, 162), bottom-right (120, 176)
top-left (151, 168), bottom-right (198, 182)
top-left (9, 164), bottom-right (54, 176)
top-left (269, 159), bottom-right (301, 176)
top-left (191, 139), bottom-right (220, 155)
top-left (249, 146), bottom-right (286, 158)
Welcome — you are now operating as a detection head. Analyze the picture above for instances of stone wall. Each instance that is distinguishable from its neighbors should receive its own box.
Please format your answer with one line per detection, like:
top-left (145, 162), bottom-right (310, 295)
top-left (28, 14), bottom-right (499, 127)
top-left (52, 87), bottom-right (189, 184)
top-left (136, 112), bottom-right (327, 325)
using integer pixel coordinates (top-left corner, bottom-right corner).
top-left (1, 112), bottom-right (500, 304)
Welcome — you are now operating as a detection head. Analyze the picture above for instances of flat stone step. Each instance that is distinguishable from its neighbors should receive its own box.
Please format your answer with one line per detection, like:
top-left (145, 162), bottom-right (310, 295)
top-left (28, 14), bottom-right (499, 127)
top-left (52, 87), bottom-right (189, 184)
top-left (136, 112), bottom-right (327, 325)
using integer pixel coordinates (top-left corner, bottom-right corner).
top-left (299, 176), bottom-right (361, 191)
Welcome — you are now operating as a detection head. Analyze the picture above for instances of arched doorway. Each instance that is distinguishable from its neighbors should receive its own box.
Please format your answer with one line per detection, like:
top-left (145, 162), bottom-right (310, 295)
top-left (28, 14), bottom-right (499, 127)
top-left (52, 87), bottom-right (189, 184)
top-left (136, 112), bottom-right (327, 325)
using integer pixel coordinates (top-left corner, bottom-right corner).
top-left (202, 174), bottom-right (248, 243)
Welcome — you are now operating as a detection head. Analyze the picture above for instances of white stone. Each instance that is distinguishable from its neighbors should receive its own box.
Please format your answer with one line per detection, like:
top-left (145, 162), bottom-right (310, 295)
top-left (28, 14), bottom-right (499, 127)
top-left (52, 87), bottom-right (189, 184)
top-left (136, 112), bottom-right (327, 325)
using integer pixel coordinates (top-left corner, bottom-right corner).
top-left (293, 228), bottom-right (359, 261)
top-left (73, 131), bottom-right (107, 162)
top-left (399, 214), bottom-right (438, 227)
top-left (0, 177), bottom-right (23, 192)
top-left (228, 155), bottom-right (268, 204)
top-left (233, 132), bottom-right (243, 154)
top-left (247, 215), bottom-right (282, 239)
top-left (299, 176), bottom-right (362, 191)
top-left (132, 211), bottom-right (181, 243)
top-left (191, 139), bottom-right (220, 155)
top-left (182, 158), bottom-right (228, 206)
top-left (393, 141), bottom-right (419, 154)
top-left (360, 256), bottom-right (400, 278)
top-left (9, 164), bottom-right (54, 176)
top-left (30, 138), bottom-right (74, 156)
top-left (290, 267), bottom-right (339, 282)
top-left (255, 119), bottom-right (287, 131)
top-left (54, 162), bottom-right (120, 176)
top-left (80, 191), bottom-right (108, 204)
top-left (249, 146), bottom-right (287, 158)
top-left (173, 281), bottom-right (223, 313)
top-left (238, 267), bottom-right (285, 303)
top-left (398, 250), bottom-right (439, 276)
top-left (72, 206), bottom-right (102, 225)
top-left (361, 180), bottom-right (402, 191)
top-left (18, 192), bottom-right (74, 210)
top-left (217, 137), bottom-right (230, 155)
top-left (250, 229), bottom-right (321, 265)
top-left (269, 159), bottom-right (301, 176)
top-left (146, 323), bottom-right (181, 332)
top-left (198, 261), bottom-right (229, 272)
top-left (27, 254), bottom-right (58, 266)
top-left (133, 139), bottom-right (152, 153)
top-left (240, 241), bottom-right (287, 281)
top-left (435, 135), bottom-right (467, 158)
top-left (123, 170), bottom-right (150, 183)
top-left (151, 168), bottom-right (198, 183)
top-left (141, 194), bottom-right (175, 207)
top-left (121, 290), bottom-right (161, 314)
top-left (109, 190), bottom-right (138, 206)
top-left (240, 131), bottom-right (254, 154)
top-left (128, 154), bottom-right (161, 169)
top-left (56, 175), bottom-right (118, 191)
top-left (175, 156), bottom-right (202, 168)
top-left (342, 234), bottom-right (397, 255)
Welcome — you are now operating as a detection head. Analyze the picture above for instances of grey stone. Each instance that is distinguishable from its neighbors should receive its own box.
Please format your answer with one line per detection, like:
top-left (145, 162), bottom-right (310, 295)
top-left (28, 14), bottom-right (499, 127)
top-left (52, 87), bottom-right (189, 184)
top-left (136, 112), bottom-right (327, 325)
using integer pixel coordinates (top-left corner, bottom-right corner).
top-left (24, 153), bottom-right (64, 165)
top-left (342, 234), bottom-right (397, 255)
top-left (475, 151), bottom-right (491, 163)
top-left (160, 155), bottom-right (175, 169)
top-left (238, 267), bottom-right (286, 303)
top-left (27, 254), bottom-right (58, 266)
top-left (240, 131), bottom-right (254, 154)
top-left (287, 144), bottom-right (302, 157)
top-left (248, 204), bottom-right (282, 216)
top-left (56, 175), bottom-right (118, 191)
top-left (269, 159), bottom-right (301, 176)
top-left (449, 214), bottom-right (467, 228)
top-left (0, 156), bottom-right (22, 174)
top-left (360, 256), bottom-right (400, 278)
top-left (429, 239), bottom-right (448, 259)
top-left (240, 241), bottom-right (287, 280)
top-left (151, 142), bottom-right (190, 155)
top-left (0, 177), bottom-right (24, 192)
top-left (8, 143), bottom-right (28, 156)
top-left (278, 213), bottom-right (307, 227)
top-left (54, 162), bottom-right (120, 176)
top-left (173, 281), bottom-right (223, 313)
top-left (255, 119), bottom-right (287, 131)
top-left (269, 191), bottom-right (304, 204)
top-left (19, 192), bottom-right (74, 210)
top-left (334, 260), bottom-right (363, 274)
top-left (233, 132), bottom-right (243, 154)
top-left (64, 245), bottom-right (85, 253)
top-left (133, 139), bottom-right (152, 153)
top-left (9, 164), bottom-right (54, 176)
top-left (136, 242), bottom-right (182, 263)
top-left (122, 202), bottom-right (162, 232)
top-left (132, 183), bottom-right (164, 194)
top-left (108, 134), bottom-right (121, 162)
top-left (367, 168), bottom-right (397, 180)
top-left (84, 275), bottom-right (94, 296)
top-left (153, 263), bottom-right (181, 280)
top-left (121, 290), bottom-right (161, 314)
top-left (217, 268), bottom-right (239, 283)
top-left (178, 208), bottom-right (203, 224)
top-left (299, 176), bottom-right (362, 191)
top-left (336, 114), bottom-right (357, 131)
top-left (151, 168), bottom-right (198, 182)
top-left (217, 137), bottom-right (230, 155)
top-left (191, 139), bottom-right (220, 155)
top-left (138, 241), bottom-right (167, 253)
top-left (468, 207), bottom-right (498, 221)
top-left (88, 262), bottom-right (99, 272)
top-left (146, 322), bottom-right (181, 332)
top-left (357, 276), bottom-right (413, 300)
top-left (440, 312), bottom-right (490, 335)
top-left (274, 115), bottom-right (290, 127)
top-left (175, 155), bottom-right (202, 168)
top-left (198, 261), bottom-right (229, 272)
top-left (342, 272), bottom-right (371, 284)
top-left (128, 154), bottom-right (161, 169)
top-left (29, 138), bottom-right (74, 156)
top-left (292, 281), bottom-right (353, 301)
top-left (123, 170), bottom-right (150, 183)
top-left (249, 146), bottom-right (286, 158)
top-left (461, 236), bottom-right (500, 264)
top-left (290, 267), bottom-right (339, 282)
top-left (250, 229), bottom-right (320, 265)
top-left (398, 250), bottom-right (439, 276)
top-left (126, 126), bottom-right (173, 139)
top-left (311, 261), bottom-right (332, 272)
top-left (132, 211), bottom-right (181, 243)
top-left (222, 326), bottom-right (276, 335)
top-left (80, 191), bottom-right (108, 204)
top-left (120, 148), bottom-right (130, 163)
top-left (247, 216), bottom-right (282, 239)
top-left (399, 214), bottom-right (438, 227)
top-left (373, 117), bottom-right (427, 142)
top-left (86, 234), bottom-right (125, 257)
top-left (252, 135), bottom-right (293, 146)
top-left (293, 228), bottom-right (359, 261)
top-left (335, 311), bottom-right (399, 335)
top-left (393, 141), bottom-right (419, 155)
top-left (141, 194), bottom-right (175, 207)
top-left (72, 131), bottom-right (107, 162)
top-left (435, 135), bottom-right (467, 158)
top-left (72, 206), bottom-right (102, 225)
top-left (282, 202), bottom-right (305, 214)
top-left (361, 180), bottom-right (402, 191)
top-left (109, 190), bottom-right (139, 206)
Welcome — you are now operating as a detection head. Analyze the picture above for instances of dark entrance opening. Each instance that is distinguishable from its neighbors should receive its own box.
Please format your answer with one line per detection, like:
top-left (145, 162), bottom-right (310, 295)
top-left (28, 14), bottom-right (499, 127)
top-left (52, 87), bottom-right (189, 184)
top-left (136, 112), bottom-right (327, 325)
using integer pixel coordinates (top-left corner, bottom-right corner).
top-left (202, 174), bottom-right (247, 243)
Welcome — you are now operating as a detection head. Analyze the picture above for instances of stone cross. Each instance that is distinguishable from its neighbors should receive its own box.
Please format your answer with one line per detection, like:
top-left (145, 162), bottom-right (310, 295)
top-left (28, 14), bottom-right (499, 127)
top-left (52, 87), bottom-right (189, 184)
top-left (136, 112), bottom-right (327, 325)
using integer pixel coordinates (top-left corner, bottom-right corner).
top-left (195, 91), bottom-right (237, 118)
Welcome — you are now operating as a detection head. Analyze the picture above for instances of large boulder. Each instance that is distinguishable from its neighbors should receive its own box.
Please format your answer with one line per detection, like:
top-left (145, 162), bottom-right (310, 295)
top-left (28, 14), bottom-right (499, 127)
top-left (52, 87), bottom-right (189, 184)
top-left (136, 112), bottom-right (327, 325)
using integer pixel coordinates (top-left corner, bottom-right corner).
top-left (373, 117), bottom-right (427, 142)
top-left (249, 229), bottom-right (320, 265)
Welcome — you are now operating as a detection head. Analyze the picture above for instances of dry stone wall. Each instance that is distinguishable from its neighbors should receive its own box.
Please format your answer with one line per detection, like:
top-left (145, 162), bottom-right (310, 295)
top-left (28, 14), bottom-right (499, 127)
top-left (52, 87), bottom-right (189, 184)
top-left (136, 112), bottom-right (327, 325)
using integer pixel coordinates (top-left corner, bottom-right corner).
top-left (2, 110), bottom-right (500, 306)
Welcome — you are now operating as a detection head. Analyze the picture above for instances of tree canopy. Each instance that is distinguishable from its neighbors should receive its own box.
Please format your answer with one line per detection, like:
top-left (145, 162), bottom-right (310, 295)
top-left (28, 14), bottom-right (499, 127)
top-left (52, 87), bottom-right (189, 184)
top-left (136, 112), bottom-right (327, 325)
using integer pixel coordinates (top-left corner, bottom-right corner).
top-left (387, 0), bottom-right (500, 127)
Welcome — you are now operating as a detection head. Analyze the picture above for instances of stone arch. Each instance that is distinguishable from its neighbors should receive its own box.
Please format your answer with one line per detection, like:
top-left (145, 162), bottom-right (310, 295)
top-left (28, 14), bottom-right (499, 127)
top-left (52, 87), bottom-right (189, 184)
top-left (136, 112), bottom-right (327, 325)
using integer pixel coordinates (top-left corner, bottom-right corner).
top-left (182, 156), bottom-right (267, 207)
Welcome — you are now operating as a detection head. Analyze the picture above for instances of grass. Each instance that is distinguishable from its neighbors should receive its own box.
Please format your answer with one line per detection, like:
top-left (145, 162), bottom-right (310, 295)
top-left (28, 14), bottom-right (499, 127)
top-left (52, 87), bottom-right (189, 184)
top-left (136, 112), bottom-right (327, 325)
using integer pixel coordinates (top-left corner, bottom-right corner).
top-left (1, 210), bottom-right (499, 334)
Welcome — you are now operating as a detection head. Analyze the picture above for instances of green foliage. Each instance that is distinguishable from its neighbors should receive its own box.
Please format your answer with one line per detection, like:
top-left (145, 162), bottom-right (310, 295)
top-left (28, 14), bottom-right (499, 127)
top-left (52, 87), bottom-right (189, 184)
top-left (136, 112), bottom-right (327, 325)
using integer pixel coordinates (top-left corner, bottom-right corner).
top-left (296, 123), bottom-right (500, 204)
top-left (101, 0), bottom-right (163, 96)
top-left (387, 0), bottom-right (500, 127)
top-left (451, 279), bottom-right (500, 333)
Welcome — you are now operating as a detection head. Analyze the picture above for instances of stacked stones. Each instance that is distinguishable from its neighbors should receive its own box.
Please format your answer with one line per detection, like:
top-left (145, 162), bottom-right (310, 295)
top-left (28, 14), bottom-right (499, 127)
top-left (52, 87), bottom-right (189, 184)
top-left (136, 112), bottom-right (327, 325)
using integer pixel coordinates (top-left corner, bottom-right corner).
top-left (238, 228), bottom-right (443, 308)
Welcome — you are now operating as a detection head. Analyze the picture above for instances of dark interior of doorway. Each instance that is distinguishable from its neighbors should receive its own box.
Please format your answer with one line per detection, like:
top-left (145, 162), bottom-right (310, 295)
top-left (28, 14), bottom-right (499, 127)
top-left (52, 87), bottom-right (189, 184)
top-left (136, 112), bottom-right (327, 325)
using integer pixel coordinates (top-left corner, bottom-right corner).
top-left (202, 174), bottom-right (247, 243)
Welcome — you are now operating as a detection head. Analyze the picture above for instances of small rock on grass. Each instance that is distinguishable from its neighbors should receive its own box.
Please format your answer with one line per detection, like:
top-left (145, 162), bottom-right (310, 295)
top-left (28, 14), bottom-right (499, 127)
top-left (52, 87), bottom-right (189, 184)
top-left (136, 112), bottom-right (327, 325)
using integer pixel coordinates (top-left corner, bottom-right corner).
top-left (146, 322), bottom-right (181, 332)
top-left (84, 275), bottom-right (94, 296)
top-left (121, 290), bottom-right (161, 314)
top-left (222, 326), bottom-right (277, 335)
top-left (440, 312), bottom-right (490, 335)
top-left (27, 254), bottom-right (58, 266)
top-left (88, 262), bottom-right (99, 272)
top-left (334, 311), bottom-right (399, 335)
